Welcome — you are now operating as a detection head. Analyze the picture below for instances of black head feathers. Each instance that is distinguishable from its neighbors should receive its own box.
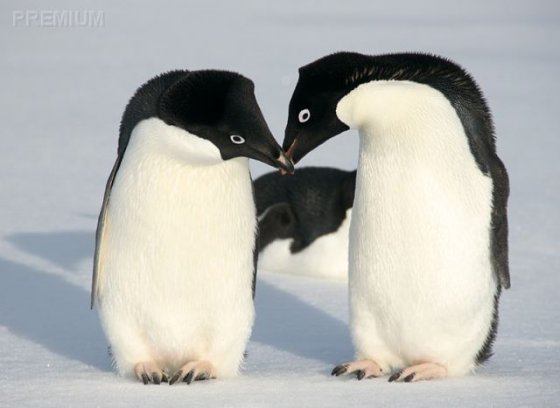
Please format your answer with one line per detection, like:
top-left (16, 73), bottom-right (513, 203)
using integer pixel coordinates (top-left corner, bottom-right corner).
top-left (117, 69), bottom-right (293, 173)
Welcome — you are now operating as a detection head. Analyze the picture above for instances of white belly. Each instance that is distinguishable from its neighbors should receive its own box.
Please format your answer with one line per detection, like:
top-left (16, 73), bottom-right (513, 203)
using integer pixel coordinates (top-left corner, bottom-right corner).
top-left (98, 119), bottom-right (256, 377)
top-left (341, 81), bottom-right (498, 375)
top-left (258, 210), bottom-right (351, 280)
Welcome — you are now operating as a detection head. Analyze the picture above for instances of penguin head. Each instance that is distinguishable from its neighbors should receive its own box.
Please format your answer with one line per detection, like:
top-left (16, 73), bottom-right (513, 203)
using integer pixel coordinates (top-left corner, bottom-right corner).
top-left (157, 70), bottom-right (294, 173)
top-left (283, 51), bottom-right (479, 164)
top-left (283, 61), bottom-right (356, 163)
top-left (282, 53), bottom-right (370, 164)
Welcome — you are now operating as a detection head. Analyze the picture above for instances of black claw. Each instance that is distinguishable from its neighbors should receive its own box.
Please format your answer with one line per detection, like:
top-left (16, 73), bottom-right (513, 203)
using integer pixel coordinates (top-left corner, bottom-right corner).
top-left (169, 370), bottom-right (183, 385)
top-left (388, 372), bottom-right (401, 382)
top-left (196, 373), bottom-right (209, 381)
top-left (141, 373), bottom-right (150, 385)
top-left (184, 370), bottom-right (195, 385)
top-left (161, 373), bottom-right (169, 383)
top-left (356, 370), bottom-right (366, 380)
top-left (403, 373), bottom-right (415, 383)
top-left (331, 365), bottom-right (348, 376)
top-left (152, 372), bottom-right (161, 385)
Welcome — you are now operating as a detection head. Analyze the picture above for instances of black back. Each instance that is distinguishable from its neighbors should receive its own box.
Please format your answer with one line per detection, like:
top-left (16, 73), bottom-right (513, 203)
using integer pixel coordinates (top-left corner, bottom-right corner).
top-left (294, 52), bottom-right (495, 173)
top-left (254, 167), bottom-right (356, 253)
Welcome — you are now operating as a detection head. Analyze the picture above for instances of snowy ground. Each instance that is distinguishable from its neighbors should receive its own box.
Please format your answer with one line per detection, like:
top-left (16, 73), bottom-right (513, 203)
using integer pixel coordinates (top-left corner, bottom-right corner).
top-left (1, 0), bottom-right (559, 407)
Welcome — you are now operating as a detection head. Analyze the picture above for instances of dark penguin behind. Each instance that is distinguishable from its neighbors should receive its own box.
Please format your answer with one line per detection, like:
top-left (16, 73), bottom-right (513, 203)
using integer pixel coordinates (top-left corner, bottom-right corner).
top-left (254, 167), bottom-right (356, 253)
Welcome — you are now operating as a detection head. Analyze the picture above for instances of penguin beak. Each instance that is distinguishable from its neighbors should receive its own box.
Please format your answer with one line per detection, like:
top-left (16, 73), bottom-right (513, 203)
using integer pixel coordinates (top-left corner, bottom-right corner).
top-left (276, 151), bottom-right (295, 175)
top-left (236, 94), bottom-right (295, 174)
top-left (247, 136), bottom-right (295, 175)
top-left (283, 121), bottom-right (349, 165)
top-left (285, 138), bottom-right (298, 161)
top-left (283, 133), bottom-right (308, 165)
top-left (259, 127), bottom-right (294, 175)
top-left (279, 139), bottom-right (298, 175)
top-left (282, 123), bottom-right (312, 165)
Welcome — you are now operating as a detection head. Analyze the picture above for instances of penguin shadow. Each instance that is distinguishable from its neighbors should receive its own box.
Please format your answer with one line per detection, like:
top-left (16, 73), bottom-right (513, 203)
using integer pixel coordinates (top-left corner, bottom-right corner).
top-left (2, 232), bottom-right (109, 371)
top-left (252, 281), bottom-right (352, 366)
top-left (5, 230), bottom-right (352, 372)
top-left (8, 230), bottom-right (94, 271)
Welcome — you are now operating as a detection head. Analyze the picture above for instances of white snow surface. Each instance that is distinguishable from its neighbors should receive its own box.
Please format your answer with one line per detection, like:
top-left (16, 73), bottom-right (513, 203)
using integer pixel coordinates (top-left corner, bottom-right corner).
top-left (1, 0), bottom-right (559, 407)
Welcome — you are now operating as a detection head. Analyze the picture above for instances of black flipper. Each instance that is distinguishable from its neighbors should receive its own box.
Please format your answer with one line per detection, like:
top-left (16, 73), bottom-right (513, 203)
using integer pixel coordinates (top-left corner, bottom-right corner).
top-left (91, 155), bottom-right (122, 309)
top-left (489, 154), bottom-right (510, 289)
top-left (252, 235), bottom-right (258, 299)
top-left (251, 176), bottom-right (258, 299)
top-left (91, 71), bottom-right (190, 309)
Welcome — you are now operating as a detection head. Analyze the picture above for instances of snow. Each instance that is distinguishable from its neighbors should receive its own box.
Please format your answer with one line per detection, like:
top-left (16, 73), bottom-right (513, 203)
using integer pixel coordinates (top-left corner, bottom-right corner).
top-left (1, 0), bottom-right (559, 406)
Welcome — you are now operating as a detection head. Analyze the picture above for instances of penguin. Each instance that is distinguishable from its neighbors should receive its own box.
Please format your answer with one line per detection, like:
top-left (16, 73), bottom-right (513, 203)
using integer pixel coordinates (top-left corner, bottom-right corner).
top-left (282, 52), bottom-right (510, 382)
top-left (91, 69), bottom-right (294, 385)
top-left (254, 167), bottom-right (356, 279)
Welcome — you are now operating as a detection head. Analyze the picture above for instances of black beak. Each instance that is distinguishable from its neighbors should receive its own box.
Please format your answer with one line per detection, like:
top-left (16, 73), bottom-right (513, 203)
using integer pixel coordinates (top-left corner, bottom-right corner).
top-left (282, 124), bottom-right (309, 165)
top-left (284, 135), bottom-right (309, 165)
top-left (247, 133), bottom-right (295, 175)
top-left (283, 121), bottom-right (349, 166)
top-left (276, 151), bottom-right (295, 175)
top-left (284, 138), bottom-right (298, 162)
top-left (277, 138), bottom-right (297, 175)
top-left (235, 90), bottom-right (295, 175)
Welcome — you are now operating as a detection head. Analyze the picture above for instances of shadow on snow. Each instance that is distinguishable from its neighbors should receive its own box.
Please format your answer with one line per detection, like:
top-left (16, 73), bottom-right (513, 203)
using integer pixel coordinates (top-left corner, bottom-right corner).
top-left (3, 229), bottom-right (351, 373)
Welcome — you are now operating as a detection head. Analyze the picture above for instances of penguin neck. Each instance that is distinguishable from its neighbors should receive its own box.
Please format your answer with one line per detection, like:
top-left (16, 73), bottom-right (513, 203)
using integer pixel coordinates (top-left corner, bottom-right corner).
top-left (336, 80), bottom-right (467, 169)
top-left (114, 117), bottom-right (253, 227)
top-left (127, 117), bottom-right (226, 168)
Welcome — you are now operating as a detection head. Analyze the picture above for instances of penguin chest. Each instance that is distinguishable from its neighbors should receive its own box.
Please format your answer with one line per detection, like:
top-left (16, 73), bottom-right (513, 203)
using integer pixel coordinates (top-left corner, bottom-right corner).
top-left (351, 154), bottom-right (494, 302)
top-left (101, 141), bottom-right (256, 347)
top-left (345, 82), bottom-right (497, 359)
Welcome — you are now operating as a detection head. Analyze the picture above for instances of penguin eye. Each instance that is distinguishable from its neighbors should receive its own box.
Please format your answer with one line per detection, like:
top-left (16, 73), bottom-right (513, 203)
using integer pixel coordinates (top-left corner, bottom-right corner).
top-left (230, 135), bottom-right (245, 145)
top-left (298, 109), bottom-right (311, 123)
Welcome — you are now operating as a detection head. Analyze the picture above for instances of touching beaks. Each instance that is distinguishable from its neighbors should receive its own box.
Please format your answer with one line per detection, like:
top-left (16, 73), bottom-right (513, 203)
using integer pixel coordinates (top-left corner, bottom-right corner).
top-left (277, 151), bottom-right (295, 175)
top-left (279, 139), bottom-right (298, 175)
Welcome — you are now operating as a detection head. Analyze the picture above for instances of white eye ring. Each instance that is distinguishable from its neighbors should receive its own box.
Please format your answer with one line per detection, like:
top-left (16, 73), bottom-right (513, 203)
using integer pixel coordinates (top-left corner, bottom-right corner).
top-left (298, 109), bottom-right (311, 123)
top-left (230, 135), bottom-right (245, 144)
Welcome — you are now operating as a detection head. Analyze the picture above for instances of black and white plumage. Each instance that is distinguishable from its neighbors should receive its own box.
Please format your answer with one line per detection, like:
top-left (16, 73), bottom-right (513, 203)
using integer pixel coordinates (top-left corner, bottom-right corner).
top-left (283, 52), bottom-right (509, 382)
top-left (92, 70), bottom-right (293, 384)
top-left (254, 167), bottom-right (355, 279)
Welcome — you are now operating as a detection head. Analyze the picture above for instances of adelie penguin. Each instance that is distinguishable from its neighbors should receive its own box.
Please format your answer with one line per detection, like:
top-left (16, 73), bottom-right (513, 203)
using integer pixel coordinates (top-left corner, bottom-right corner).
top-left (254, 167), bottom-right (356, 279)
top-left (91, 69), bottom-right (294, 384)
top-left (283, 52), bottom-right (510, 382)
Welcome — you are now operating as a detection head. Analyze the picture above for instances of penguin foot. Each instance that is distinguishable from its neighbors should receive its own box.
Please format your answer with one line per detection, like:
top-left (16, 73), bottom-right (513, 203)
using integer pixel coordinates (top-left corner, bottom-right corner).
top-left (331, 359), bottom-right (383, 380)
top-left (169, 361), bottom-right (216, 385)
top-left (134, 362), bottom-right (168, 385)
top-left (388, 362), bottom-right (447, 383)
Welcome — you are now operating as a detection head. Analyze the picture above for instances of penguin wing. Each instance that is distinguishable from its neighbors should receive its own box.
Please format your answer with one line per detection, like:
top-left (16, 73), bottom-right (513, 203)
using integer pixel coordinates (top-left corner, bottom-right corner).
top-left (490, 154), bottom-right (510, 289)
top-left (251, 176), bottom-right (258, 299)
top-left (252, 237), bottom-right (258, 299)
top-left (91, 156), bottom-right (121, 309)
